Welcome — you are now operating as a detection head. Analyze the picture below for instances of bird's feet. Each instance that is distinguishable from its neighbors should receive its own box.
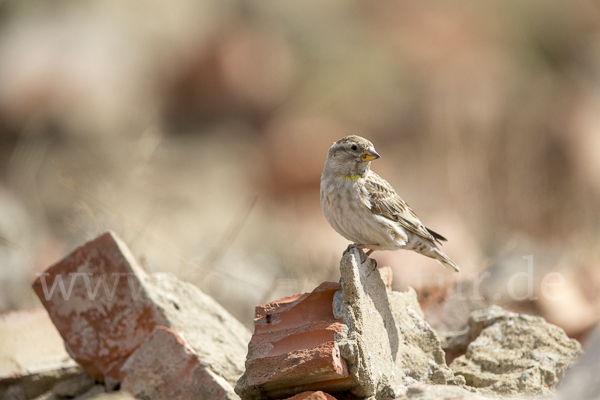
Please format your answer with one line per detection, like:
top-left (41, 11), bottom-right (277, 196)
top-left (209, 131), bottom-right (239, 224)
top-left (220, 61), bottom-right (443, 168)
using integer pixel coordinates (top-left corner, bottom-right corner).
top-left (343, 244), bottom-right (367, 264)
top-left (344, 244), bottom-right (366, 261)
top-left (354, 243), bottom-right (380, 256)
top-left (343, 244), bottom-right (358, 255)
top-left (344, 243), bottom-right (379, 268)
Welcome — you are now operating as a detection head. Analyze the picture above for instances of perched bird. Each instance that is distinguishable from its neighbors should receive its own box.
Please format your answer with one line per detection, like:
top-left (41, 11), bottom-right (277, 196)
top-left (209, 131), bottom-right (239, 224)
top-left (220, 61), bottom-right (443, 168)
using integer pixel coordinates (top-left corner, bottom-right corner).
top-left (320, 135), bottom-right (460, 272)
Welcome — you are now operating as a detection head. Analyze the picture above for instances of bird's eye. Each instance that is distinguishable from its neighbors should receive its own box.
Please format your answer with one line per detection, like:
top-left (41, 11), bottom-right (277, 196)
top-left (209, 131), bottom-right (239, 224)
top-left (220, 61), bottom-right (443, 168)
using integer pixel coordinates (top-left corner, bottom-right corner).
top-left (351, 145), bottom-right (358, 151)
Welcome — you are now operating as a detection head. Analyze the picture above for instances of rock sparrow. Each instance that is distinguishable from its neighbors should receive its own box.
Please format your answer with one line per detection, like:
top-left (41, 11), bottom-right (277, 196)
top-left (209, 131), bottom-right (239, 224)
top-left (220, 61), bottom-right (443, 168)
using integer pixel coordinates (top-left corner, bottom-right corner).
top-left (320, 135), bottom-right (460, 272)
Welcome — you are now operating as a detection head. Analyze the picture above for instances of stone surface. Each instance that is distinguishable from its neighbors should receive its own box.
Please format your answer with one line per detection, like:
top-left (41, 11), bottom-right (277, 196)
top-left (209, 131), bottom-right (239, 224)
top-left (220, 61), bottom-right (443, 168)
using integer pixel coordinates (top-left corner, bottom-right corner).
top-left (333, 248), bottom-right (457, 399)
top-left (377, 266), bottom-right (393, 293)
top-left (551, 324), bottom-right (600, 400)
top-left (79, 393), bottom-right (135, 400)
top-left (52, 372), bottom-right (95, 397)
top-left (283, 391), bottom-right (337, 400)
top-left (31, 390), bottom-right (135, 400)
top-left (75, 385), bottom-right (106, 400)
top-left (31, 231), bottom-right (251, 388)
top-left (236, 282), bottom-right (351, 399)
top-left (0, 308), bottom-right (85, 400)
top-left (405, 384), bottom-right (489, 400)
top-left (120, 326), bottom-right (238, 400)
top-left (449, 305), bottom-right (582, 397)
top-left (143, 272), bottom-right (251, 388)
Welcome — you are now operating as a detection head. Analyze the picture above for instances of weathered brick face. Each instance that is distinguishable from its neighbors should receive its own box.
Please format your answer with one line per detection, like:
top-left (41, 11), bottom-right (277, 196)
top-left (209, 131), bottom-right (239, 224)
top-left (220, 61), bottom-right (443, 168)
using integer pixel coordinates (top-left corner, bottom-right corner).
top-left (238, 282), bottom-right (352, 398)
top-left (32, 232), bottom-right (166, 382)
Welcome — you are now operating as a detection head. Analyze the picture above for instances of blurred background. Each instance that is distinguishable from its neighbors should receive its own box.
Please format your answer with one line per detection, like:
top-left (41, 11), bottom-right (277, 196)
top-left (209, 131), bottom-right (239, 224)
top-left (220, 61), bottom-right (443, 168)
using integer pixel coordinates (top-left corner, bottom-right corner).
top-left (0, 0), bottom-right (599, 340)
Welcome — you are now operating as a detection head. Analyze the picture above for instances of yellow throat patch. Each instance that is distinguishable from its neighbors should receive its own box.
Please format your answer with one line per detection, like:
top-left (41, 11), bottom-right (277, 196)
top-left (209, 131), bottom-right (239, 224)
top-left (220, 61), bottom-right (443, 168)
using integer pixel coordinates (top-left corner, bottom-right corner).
top-left (341, 174), bottom-right (362, 181)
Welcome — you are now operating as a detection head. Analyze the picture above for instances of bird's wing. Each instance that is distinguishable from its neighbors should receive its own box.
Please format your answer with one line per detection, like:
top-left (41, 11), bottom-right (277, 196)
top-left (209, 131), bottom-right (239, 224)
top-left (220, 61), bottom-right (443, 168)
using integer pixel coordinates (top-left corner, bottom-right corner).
top-left (365, 172), bottom-right (442, 243)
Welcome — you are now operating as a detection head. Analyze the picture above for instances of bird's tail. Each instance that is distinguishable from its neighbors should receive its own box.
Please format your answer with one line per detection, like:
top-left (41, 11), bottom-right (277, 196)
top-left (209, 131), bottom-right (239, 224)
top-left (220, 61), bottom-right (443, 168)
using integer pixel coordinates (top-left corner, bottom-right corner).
top-left (431, 248), bottom-right (460, 272)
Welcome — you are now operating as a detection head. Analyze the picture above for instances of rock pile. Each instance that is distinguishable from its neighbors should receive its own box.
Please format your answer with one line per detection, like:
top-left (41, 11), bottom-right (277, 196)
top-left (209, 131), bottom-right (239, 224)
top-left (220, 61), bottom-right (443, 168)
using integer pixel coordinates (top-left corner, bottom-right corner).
top-left (0, 234), bottom-right (588, 400)
top-left (236, 247), bottom-right (583, 400)
top-left (10, 231), bottom-right (251, 400)
top-left (447, 306), bottom-right (582, 397)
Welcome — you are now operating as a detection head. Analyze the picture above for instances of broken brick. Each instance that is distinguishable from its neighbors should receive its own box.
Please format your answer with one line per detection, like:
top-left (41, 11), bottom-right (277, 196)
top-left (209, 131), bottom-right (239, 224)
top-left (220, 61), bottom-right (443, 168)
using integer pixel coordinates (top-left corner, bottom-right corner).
top-left (283, 391), bottom-right (337, 400)
top-left (236, 282), bottom-right (351, 399)
top-left (31, 232), bottom-right (166, 382)
top-left (120, 326), bottom-right (237, 400)
top-left (31, 231), bottom-right (250, 389)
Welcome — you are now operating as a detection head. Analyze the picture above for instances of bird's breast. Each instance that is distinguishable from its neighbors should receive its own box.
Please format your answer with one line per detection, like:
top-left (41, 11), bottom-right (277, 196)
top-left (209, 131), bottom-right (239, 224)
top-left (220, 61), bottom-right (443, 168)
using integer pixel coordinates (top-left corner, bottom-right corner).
top-left (320, 174), bottom-right (407, 249)
top-left (321, 177), bottom-right (372, 239)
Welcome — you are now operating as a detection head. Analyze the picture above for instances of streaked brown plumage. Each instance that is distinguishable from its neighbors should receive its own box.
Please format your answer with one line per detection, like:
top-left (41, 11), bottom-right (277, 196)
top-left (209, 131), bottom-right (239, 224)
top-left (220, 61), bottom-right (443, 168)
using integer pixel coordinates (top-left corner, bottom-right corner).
top-left (320, 135), bottom-right (460, 272)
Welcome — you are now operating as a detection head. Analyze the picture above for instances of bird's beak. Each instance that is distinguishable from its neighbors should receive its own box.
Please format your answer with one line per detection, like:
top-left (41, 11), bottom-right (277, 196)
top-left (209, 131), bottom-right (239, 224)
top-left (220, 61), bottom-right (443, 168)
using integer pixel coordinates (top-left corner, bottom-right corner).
top-left (361, 147), bottom-right (381, 162)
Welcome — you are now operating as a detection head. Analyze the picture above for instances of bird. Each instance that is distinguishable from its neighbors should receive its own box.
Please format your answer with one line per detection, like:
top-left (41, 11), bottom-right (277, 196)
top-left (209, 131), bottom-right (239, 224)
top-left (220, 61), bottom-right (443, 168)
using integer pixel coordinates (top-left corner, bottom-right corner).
top-left (320, 135), bottom-right (460, 272)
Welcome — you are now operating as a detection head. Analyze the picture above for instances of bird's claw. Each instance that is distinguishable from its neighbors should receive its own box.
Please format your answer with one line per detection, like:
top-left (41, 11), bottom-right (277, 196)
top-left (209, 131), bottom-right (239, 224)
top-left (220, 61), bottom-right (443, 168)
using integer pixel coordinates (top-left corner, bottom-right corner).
top-left (343, 244), bottom-right (369, 263)
top-left (343, 244), bottom-right (357, 255)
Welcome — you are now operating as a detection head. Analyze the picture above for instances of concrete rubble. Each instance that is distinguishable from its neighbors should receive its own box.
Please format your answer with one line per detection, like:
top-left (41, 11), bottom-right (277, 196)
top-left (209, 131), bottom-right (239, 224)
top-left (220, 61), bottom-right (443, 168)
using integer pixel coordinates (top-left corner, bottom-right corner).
top-left (551, 325), bottom-right (600, 400)
top-left (448, 305), bottom-right (582, 397)
top-left (332, 248), bottom-right (461, 398)
top-left (25, 231), bottom-right (250, 400)
top-left (0, 234), bottom-right (592, 400)
top-left (0, 308), bottom-right (85, 400)
top-left (403, 384), bottom-right (489, 400)
top-left (236, 247), bottom-right (587, 400)
top-left (236, 248), bottom-right (466, 399)
top-left (51, 373), bottom-right (96, 398)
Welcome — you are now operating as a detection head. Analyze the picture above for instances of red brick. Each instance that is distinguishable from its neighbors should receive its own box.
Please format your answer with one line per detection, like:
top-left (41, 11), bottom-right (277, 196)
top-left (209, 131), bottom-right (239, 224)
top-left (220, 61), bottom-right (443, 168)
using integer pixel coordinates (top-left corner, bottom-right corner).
top-left (239, 282), bottom-right (352, 398)
top-left (31, 232), bottom-right (168, 382)
top-left (284, 391), bottom-right (337, 400)
top-left (120, 326), bottom-right (236, 400)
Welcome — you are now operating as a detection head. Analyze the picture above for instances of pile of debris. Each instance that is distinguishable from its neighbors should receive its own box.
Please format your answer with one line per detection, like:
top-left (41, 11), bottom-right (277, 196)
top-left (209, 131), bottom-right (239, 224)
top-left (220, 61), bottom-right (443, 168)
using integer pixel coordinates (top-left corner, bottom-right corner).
top-left (2, 232), bottom-right (250, 400)
top-left (0, 232), bottom-right (587, 400)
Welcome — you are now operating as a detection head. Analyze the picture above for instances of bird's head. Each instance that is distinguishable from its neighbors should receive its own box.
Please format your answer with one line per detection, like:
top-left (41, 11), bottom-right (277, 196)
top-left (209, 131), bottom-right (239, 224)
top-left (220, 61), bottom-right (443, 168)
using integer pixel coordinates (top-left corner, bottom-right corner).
top-left (324, 135), bottom-right (381, 177)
